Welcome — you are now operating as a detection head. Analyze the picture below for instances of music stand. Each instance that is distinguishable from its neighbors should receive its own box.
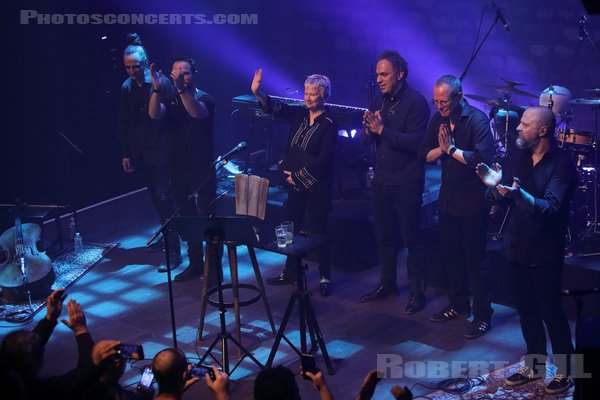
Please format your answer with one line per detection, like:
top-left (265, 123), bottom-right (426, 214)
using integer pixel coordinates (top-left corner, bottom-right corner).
top-left (262, 233), bottom-right (334, 375)
top-left (175, 215), bottom-right (264, 375)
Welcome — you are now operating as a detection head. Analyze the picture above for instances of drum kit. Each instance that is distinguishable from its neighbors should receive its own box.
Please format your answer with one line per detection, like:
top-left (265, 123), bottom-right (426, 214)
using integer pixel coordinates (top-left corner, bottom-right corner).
top-left (466, 80), bottom-right (600, 251)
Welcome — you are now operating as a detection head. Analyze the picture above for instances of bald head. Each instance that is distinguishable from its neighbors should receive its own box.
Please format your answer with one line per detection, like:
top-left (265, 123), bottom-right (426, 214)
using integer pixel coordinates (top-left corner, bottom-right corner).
top-left (525, 106), bottom-right (556, 138)
top-left (516, 106), bottom-right (557, 150)
top-left (152, 348), bottom-right (188, 393)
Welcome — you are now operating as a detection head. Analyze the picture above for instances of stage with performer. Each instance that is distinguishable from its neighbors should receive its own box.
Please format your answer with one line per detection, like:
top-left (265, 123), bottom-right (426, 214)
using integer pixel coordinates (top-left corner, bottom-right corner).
top-left (2, 0), bottom-right (599, 399)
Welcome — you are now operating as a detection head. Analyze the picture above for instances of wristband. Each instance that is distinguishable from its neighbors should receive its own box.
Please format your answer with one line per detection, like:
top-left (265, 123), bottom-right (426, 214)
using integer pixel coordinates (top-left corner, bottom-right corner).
top-left (152, 88), bottom-right (160, 94)
top-left (449, 146), bottom-right (457, 156)
top-left (178, 89), bottom-right (185, 95)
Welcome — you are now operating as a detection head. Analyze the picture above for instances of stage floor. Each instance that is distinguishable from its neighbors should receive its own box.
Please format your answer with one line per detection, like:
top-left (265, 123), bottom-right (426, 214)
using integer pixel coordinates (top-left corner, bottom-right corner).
top-left (1, 187), bottom-right (588, 399)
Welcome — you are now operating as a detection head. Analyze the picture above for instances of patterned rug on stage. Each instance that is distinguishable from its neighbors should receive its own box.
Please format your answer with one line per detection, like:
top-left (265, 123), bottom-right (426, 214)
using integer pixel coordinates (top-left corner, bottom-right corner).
top-left (423, 360), bottom-right (574, 399)
top-left (0, 243), bottom-right (118, 322)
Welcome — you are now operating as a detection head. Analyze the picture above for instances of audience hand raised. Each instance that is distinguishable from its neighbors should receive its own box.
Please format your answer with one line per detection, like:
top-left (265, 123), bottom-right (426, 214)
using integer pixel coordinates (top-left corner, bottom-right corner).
top-left (251, 68), bottom-right (263, 94)
top-left (61, 299), bottom-right (88, 336)
top-left (45, 288), bottom-right (67, 322)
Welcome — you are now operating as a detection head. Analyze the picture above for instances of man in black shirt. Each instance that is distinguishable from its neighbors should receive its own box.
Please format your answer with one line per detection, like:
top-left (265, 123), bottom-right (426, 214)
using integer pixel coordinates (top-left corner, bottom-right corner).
top-left (118, 35), bottom-right (182, 272)
top-left (155, 56), bottom-right (218, 282)
top-left (477, 106), bottom-right (577, 394)
top-left (359, 50), bottom-right (430, 314)
top-left (418, 75), bottom-right (495, 339)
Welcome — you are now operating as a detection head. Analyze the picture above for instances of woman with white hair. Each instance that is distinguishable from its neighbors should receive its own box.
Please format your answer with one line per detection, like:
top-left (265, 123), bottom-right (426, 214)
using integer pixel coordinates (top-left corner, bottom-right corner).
top-left (251, 69), bottom-right (337, 296)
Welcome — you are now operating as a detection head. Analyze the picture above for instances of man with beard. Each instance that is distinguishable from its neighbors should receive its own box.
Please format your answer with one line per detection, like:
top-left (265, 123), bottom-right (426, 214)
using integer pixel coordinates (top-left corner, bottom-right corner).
top-left (149, 56), bottom-right (218, 282)
top-left (476, 106), bottom-right (577, 394)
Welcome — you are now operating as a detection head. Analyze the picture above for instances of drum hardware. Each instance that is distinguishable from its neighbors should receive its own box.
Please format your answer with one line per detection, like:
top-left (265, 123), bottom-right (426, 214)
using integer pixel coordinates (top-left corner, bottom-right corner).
top-left (565, 94), bottom-right (600, 256)
top-left (465, 91), bottom-right (526, 158)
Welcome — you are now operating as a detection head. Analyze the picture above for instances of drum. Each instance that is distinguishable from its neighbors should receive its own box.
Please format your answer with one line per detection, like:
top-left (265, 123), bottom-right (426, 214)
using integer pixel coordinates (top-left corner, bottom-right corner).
top-left (556, 129), bottom-right (594, 147)
top-left (494, 108), bottom-right (521, 134)
top-left (539, 86), bottom-right (572, 116)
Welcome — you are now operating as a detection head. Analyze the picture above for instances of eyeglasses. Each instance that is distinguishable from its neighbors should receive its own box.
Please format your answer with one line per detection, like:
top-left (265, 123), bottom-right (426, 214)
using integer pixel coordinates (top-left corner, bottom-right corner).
top-left (431, 98), bottom-right (452, 106)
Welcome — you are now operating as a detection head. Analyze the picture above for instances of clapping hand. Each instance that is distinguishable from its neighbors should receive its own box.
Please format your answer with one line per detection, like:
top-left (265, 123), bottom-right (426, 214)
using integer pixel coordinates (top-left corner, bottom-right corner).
top-left (476, 163), bottom-right (502, 188)
top-left (363, 111), bottom-right (383, 135)
top-left (496, 177), bottom-right (521, 198)
top-left (170, 68), bottom-right (185, 92)
top-left (149, 63), bottom-right (163, 91)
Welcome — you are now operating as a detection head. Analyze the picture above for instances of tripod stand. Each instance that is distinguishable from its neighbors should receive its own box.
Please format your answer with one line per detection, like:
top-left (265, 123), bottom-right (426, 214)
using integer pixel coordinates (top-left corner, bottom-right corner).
top-left (176, 216), bottom-right (265, 375)
top-left (264, 233), bottom-right (334, 374)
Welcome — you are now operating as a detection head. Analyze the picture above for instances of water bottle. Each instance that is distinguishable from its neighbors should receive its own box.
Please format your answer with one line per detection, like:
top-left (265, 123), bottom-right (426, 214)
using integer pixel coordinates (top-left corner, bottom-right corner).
top-left (74, 232), bottom-right (83, 254)
top-left (366, 167), bottom-right (374, 189)
top-left (69, 216), bottom-right (77, 239)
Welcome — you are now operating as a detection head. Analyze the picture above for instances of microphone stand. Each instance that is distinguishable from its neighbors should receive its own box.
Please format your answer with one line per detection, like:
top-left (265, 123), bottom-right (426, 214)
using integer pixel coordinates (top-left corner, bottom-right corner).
top-left (460, 10), bottom-right (500, 82)
top-left (57, 131), bottom-right (86, 251)
top-left (580, 17), bottom-right (600, 59)
top-left (146, 156), bottom-right (232, 349)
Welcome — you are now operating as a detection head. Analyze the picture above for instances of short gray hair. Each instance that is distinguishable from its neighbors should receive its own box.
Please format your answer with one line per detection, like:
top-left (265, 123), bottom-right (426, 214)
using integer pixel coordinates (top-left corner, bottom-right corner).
top-left (435, 75), bottom-right (462, 97)
top-left (304, 74), bottom-right (331, 100)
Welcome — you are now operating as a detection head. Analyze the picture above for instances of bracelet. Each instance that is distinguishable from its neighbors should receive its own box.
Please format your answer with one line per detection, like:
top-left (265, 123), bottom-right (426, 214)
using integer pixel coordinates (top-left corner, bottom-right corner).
top-left (178, 89), bottom-right (185, 95)
top-left (152, 88), bottom-right (160, 93)
top-left (449, 146), bottom-right (457, 156)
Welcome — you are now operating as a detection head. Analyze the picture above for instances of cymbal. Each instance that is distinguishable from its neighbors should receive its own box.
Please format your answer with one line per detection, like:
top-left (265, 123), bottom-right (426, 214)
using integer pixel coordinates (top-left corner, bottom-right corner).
top-left (465, 93), bottom-right (502, 106)
top-left (541, 87), bottom-right (570, 96)
top-left (584, 88), bottom-right (600, 93)
top-left (480, 83), bottom-right (538, 99)
top-left (569, 98), bottom-right (600, 105)
top-left (465, 94), bottom-right (526, 112)
top-left (481, 78), bottom-right (538, 99)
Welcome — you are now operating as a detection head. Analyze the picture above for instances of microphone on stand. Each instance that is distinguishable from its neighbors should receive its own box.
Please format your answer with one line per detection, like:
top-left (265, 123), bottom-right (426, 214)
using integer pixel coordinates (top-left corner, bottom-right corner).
top-left (579, 15), bottom-right (587, 42)
top-left (212, 141), bottom-right (248, 166)
top-left (492, 2), bottom-right (510, 32)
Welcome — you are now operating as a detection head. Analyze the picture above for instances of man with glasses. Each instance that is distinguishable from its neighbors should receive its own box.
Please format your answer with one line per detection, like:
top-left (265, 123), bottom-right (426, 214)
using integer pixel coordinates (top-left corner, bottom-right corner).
top-left (360, 50), bottom-right (430, 314)
top-left (418, 75), bottom-right (495, 339)
top-left (118, 33), bottom-right (182, 272)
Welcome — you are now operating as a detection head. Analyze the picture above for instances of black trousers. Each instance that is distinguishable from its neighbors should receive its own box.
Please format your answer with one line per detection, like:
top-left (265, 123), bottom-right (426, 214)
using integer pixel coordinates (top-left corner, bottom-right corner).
top-left (439, 208), bottom-right (494, 322)
top-left (138, 161), bottom-right (180, 255)
top-left (372, 182), bottom-right (425, 294)
top-left (171, 169), bottom-right (216, 266)
top-left (282, 189), bottom-right (332, 280)
top-left (172, 166), bottom-right (217, 268)
top-left (509, 259), bottom-right (574, 373)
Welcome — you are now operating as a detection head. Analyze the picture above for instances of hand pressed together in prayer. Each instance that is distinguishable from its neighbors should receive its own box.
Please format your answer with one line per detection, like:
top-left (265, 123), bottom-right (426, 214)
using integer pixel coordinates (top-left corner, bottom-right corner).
top-left (438, 123), bottom-right (453, 154)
